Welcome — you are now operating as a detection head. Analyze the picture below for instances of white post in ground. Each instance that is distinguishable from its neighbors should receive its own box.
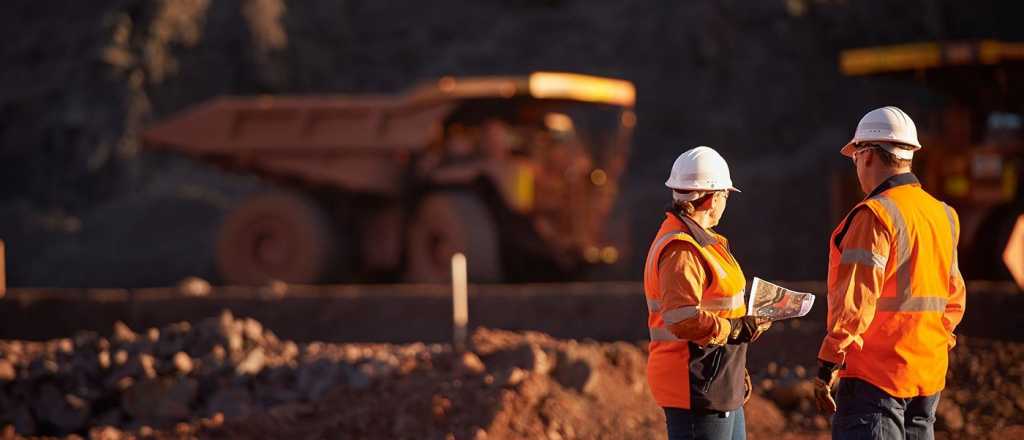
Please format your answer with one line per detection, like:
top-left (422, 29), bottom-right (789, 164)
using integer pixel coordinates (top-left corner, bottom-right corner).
top-left (451, 252), bottom-right (468, 352)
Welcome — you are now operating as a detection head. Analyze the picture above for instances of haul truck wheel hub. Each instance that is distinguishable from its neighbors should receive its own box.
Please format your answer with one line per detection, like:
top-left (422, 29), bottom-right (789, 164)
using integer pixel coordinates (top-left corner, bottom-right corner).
top-left (405, 192), bottom-right (502, 283)
top-left (216, 191), bottom-right (335, 285)
top-left (256, 233), bottom-right (289, 267)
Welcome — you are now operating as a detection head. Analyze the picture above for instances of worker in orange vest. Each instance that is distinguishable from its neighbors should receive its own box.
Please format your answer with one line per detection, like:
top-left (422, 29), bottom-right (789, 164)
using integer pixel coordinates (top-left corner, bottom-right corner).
top-left (814, 107), bottom-right (967, 439)
top-left (644, 146), bottom-right (771, 440)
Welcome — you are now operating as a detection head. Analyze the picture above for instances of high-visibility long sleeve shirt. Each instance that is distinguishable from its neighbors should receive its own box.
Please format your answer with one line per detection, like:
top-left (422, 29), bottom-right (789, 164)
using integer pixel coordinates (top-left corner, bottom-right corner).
top-left (819, 209), bottom-right (890, 365)
top-left (658, 241), bottom-right (732, 346)
top-left (818, 208), bottom-right (968, 365)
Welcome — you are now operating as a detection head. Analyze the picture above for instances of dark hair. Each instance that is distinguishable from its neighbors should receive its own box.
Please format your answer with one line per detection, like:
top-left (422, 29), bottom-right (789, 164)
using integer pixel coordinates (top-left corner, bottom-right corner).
top-left (667, 191), bottom-right (714, 217)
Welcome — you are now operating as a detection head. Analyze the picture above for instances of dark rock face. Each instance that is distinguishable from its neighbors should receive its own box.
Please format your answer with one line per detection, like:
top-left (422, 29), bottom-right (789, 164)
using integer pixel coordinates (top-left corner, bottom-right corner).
top-left (4, 0), bottom-right (1024, 286)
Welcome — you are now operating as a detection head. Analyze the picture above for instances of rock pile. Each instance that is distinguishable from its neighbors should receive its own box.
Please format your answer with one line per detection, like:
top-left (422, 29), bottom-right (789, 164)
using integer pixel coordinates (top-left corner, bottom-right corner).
top-left (0, 313), bottom-right (670, 439)
top-left (748, 334), bottom-right (1024, 437)
top-left (942, 336), bottom-right (1024, 437)
top-left (3, 313), bottom-right (1022, 439)
top-left (200, 328), bottom-right (668, 440)
top-left (0, 310), bottom-right (389, 436)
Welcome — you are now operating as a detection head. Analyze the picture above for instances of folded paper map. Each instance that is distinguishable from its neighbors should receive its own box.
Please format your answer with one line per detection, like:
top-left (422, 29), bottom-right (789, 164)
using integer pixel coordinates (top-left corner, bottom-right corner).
top-left (746, 277), bottom-right (816, 321)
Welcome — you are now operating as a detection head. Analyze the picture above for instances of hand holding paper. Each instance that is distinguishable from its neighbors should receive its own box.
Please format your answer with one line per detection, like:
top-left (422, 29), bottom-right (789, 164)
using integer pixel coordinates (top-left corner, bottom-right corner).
top-left (746, 277), bottom-right (816, 321)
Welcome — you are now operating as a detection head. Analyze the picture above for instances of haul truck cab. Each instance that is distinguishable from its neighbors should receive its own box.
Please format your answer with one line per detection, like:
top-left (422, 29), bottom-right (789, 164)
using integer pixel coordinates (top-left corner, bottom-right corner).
top-left (837, 40), bottom-right (1024, 287)
top-left (142, 72), bottom-right (636, 284)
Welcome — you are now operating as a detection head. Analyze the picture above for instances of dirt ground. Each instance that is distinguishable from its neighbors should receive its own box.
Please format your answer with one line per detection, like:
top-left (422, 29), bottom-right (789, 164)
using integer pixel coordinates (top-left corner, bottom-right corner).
top-left (0, 313), bottom-right (1022, 439)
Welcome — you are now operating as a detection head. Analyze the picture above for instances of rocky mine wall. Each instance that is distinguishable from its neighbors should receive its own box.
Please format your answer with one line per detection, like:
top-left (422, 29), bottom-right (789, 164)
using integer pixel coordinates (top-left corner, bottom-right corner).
top-left (4, 1), bottom-right (1023, 287)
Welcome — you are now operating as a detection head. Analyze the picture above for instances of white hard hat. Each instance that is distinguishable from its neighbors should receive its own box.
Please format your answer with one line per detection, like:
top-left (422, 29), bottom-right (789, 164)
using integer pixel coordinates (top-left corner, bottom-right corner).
top-left (665, 146), bottom-right (740, 197)
top-left (840, 106), bottom-right (921, 160)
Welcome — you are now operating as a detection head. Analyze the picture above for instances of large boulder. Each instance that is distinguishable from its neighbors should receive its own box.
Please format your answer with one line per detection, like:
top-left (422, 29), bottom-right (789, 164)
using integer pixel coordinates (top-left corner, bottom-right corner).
top-left (30, 383), bottom-right (90, 434)
top-left (122, 377), bottom-right (198, 426)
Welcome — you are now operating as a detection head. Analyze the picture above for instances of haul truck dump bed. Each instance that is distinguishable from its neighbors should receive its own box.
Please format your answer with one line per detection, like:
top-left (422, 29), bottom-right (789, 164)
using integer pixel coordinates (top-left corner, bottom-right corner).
top-left (143, 72), bottom-right (637, 285)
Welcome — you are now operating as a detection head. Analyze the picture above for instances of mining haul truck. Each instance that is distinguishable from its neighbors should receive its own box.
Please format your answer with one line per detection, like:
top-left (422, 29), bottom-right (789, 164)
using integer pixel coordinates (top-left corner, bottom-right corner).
top-left (837, 40), bottom-right (1024, 287)
top-left (142, 72), bottom-right (636, 285)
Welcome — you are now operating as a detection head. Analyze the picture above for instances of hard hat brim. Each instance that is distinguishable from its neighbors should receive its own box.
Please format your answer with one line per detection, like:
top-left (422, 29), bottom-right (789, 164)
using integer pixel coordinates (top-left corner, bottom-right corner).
top-left (666, 185), bottom-right (741, 193)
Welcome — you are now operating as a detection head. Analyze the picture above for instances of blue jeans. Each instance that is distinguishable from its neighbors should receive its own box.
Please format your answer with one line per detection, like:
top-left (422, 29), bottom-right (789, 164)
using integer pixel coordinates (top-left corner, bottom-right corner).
top-left (833, 378), bottom-right (940, 440)
top-left (664, 407), bottom-right (746, 440)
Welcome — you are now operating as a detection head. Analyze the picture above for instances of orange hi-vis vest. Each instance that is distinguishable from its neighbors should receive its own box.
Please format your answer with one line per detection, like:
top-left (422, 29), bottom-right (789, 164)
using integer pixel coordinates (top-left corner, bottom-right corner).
top-left (644, 213), bottom-right (747, 410)
top-left (829, 176), bottom-right (960, 397)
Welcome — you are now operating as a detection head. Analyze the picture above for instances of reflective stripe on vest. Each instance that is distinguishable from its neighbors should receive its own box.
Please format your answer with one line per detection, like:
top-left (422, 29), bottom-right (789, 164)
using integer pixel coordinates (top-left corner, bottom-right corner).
top-left (651, 297), bottom-right (744, 339)
top-left (872, 195), bottom-right (947, 312)
top-left (942, 203), bottom-right (959, 280)
top-left (658, 292), bottom-right (743, 326)
top-left (701, 293), bottom-right (745, 311)
top-left (644, 230), bottom-right (727, 280)
top-left (840, 248), bottom-right (888, 269)
top-left (647, 297), bottom-right (662, 313)
top-left (649, 326), bottom-right (679, 341)
top-left (662, 306), bottom-right (699, 324)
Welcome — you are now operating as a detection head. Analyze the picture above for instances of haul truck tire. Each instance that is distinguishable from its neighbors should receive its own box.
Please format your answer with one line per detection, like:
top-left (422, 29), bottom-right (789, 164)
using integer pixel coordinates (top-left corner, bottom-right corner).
top-left (215, 190), bottom-right (335, 285)
top-left (405, 191), bottom-right (502, 283)
top-left (966, 204), bottom-right (1021, 282)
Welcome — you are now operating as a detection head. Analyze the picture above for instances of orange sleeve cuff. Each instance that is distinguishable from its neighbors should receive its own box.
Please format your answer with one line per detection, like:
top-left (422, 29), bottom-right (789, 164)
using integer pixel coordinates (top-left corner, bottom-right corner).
top-left (818, 340), bottom-right (846, 365)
